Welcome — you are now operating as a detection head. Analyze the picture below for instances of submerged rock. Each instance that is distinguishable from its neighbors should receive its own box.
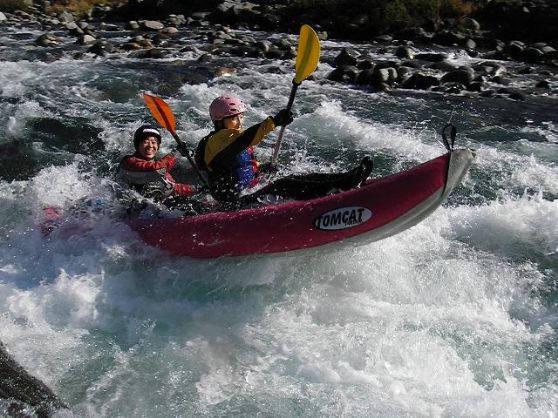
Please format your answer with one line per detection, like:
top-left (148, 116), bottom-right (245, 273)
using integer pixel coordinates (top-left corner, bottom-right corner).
top-left (0, 340), bottom-right (68, 417)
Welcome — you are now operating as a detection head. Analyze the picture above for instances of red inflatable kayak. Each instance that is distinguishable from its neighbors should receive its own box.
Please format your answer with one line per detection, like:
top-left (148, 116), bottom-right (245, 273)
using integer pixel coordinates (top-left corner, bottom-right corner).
top-left (128, 149), bottom-right (474, 258)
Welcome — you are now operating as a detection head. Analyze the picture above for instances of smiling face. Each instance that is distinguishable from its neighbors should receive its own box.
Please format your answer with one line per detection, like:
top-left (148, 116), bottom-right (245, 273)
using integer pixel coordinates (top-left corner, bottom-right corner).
top-left (222, 113), bottom-right (244, 129)
top-left (137, 136), bottom-right (160, 160)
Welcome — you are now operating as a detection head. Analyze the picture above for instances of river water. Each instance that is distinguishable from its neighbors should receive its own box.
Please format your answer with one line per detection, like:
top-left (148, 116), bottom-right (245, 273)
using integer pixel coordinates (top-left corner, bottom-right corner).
top-left (0, 22), bottom-right (557, 417)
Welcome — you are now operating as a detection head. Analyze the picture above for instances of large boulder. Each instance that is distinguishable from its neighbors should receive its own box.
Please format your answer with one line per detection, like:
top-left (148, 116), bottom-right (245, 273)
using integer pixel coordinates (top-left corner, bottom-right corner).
top-left (402, 72), bottom-right (440, 90)
top-left (441, 67), bottom-right (475, 86)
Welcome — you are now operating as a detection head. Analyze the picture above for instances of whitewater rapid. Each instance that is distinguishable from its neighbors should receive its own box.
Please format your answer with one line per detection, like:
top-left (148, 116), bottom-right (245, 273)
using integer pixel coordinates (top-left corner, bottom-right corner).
top-left (1, 24), bottom-right (557, 417)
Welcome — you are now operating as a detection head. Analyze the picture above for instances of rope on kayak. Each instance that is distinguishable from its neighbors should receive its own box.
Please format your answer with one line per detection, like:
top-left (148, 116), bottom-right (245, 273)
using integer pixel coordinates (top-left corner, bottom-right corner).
top-left (441, 123), bottom-right (457, 152)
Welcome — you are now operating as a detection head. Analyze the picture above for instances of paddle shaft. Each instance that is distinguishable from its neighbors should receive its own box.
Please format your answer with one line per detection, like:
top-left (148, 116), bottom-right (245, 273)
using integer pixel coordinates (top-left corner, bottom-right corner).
top-left (169, 131), bottom-right (208, 186)
top-left (271, 81), bottom-right (299, 166)
top-left (144, 93), bottom-right (208, 187)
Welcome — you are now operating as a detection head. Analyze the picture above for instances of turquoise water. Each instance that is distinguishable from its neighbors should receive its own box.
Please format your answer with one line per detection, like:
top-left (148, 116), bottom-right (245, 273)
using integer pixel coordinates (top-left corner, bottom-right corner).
top-left (0, 25), bottom-right (557, 417)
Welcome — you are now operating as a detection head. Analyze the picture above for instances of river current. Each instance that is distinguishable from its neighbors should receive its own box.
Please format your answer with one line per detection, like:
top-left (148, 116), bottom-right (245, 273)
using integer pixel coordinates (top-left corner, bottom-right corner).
top-left (0, 23), bottom-right (557, 417)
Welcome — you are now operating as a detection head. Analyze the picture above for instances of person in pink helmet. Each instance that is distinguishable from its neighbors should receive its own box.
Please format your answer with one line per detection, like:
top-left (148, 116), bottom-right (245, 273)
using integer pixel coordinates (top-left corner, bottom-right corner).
top-left (195, 95), bottom-right (373, 208)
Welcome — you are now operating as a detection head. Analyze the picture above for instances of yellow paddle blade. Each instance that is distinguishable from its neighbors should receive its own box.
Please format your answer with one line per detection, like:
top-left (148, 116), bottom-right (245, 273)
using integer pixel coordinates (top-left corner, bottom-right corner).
top-left (294, 24), bottom-right (320, 84)
top-left (143, 93), bottom-right (176, 134)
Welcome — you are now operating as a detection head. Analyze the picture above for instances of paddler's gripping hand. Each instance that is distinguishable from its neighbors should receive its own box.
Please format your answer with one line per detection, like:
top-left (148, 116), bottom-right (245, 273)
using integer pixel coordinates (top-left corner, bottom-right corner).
top-left (259, 162), bottom-right (278, 174)
top-left (272, 109), bottom-right (294, 127)
top-left (175, 141), bottom-right (189, 157)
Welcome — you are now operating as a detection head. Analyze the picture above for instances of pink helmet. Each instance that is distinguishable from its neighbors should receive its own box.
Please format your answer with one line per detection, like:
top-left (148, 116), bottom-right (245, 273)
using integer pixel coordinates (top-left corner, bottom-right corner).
top-left (209, 95), bottom-right (247, 122)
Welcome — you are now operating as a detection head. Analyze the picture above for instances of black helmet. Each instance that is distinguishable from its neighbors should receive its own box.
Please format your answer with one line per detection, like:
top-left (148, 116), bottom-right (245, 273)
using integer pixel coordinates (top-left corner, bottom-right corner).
top-left (133, 125), bottom-right (161, 149)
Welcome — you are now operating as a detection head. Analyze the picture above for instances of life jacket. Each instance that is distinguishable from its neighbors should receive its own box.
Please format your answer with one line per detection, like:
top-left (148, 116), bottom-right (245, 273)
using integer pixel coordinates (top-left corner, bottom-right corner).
top-left (116, 156), bottom-right (174, 201)
top-left (195, 135), bottom-right (209, 171)
top-left (195, 134), bottom-right (259, 192)
top-left (235, 147), bottom-right (259, 189)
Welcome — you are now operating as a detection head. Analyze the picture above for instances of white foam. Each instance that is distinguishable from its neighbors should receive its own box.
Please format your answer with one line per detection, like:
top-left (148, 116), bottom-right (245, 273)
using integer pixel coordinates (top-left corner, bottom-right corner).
top-left (0, 61), bottom-right (43, 98)
top-left (27, 163), bottom-right (93, 209)
top-left (303, 100), bottom-right (444, 162)
top-left (0, 28), bottom-right (556, 418)
top-left (473, 145), bottom-right (558, 195)
top-left (443, 193), bottom-right (558, 258)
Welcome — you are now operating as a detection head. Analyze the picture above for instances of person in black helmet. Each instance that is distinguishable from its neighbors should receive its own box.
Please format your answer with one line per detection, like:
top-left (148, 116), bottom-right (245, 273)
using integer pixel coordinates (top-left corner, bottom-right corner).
top-left (117, 124), bottom-right (195, 203)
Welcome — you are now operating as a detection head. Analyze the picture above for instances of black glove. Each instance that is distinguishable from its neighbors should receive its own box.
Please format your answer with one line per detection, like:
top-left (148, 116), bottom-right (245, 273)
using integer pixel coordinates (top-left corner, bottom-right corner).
top-left (272, 109), bottom-right (294, 127)
top-left (259, 162), bottom-right (278, 174)
top-left (176, 142), bottom-right (189, 157)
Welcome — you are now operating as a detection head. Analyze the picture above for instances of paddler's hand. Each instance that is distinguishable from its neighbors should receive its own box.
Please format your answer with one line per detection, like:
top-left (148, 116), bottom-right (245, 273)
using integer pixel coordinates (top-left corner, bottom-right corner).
top-left (259, 162), bottom-right (278, 174)
top-left (175, 142), bottom-right (189, 157)
top-left (272, 109), bottom-right (294, 127)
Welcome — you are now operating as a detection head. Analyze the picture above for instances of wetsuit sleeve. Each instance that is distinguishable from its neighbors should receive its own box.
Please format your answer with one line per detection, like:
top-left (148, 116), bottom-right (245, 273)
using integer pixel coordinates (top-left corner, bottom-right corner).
top-left (164, 172), bottom-right (195, 196)
top-left (172, 183), bottom-right (195, 196)
top-left (121, 153), bottom-right (177, 171)
top-left (206, 117), bottom-right (276, 171)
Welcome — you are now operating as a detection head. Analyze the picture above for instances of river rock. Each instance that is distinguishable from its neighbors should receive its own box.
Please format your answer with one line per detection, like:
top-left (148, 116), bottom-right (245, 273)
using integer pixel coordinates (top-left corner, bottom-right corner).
top-left (126, 20), bottom-right (140, 30)
top-left (400, 60), bottom-right (421, 69)
top-left (355, 68), bottom-right (375, 85)
top-left (432, 30), bottom-right (464, 46)
top-left (77, 34), bottom-right (96, 44)
top-left (375, 34), bottom-right (393, 43)
top-left (474, 61), bottom-right (506, 77)
top-left (490, 75), bottom-right (511, 85)
top-left (123, 41), bottom-right (143, 50)
top-left (499, 87), bottom-right (527, 101)
top-left (334, 48), bottom-right (359, 67)
top-left (478, 37), bottom-right (506, 52)
top-left (396, 27), bottom-right (433, 43)
top-left (212, 0), bottom-right (261, 25)
top-left (1, 340), bottom-right (68, 416)
top-left (263, 44), bottom-right (285, 59)
top-left (504, 40), bottom-right (525, 60)
top-left (415, 52), bottom-right (447, 62)
top-left (518, 66), bottom-right (535, 75)
top-left (460, 17), bottom-right (480, 32)
top-left (66, 22), bottom-right (83, 36)
top-left (35, 33), bottom-right (61, 47)
top-left (328, 65), bottom-right (359, 83)
top-left (197, 53), bottom-right (212, 62)
top-left (88, 40), bottom-right (115, 56)
top-left (522, 47), bottom-right (544, 63)
top-left (253, 40), bottom-right (271, 54)
top-left (141, 20), bottom-right (164, 31)
top-left (168, 14), bottom-right (187, 26)
top-left (462, 38), bottom-right (477, 50)
top-left (540, 45), bottom-right (557, 56)
top-left (396, 66), bottom-right (413, 79)
top-left (141, 47), bottom-right (169, 58)
top-left (438, 81), bottom-right (466, 94)
top-left (441, 67), bottom-right (475, 86)
top-left (430, 60), bottom-right (460, 72)
top-left (467, 81), bottom-right (485, 92)
top-left (0, 12), bottom-right (6, 22)
top-left (395, 45), bottom-right (414, 59)
top-left (100, 23), bottom-right (121, 31)
top-left (402, 72), bottom-right (439, 90)
top-left (161, 26), bottom-right (178, 35)
top-left (509, 91), bottom-right (527, 101)
top-left (58, 11), bottom-right (74, 23)
top-left (356, 54), bottom-right (375, 70)
top-left (130, 35), bottom-right (153, 48)
top-left (376, 67), bottom-right (398, 84)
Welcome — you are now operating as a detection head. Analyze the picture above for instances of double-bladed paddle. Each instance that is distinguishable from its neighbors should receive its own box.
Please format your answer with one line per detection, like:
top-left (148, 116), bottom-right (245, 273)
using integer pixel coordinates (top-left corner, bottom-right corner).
top-left (143, 93), bottom-right (207, 186)
top-left (271, 24), bottom-right (320, 166)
